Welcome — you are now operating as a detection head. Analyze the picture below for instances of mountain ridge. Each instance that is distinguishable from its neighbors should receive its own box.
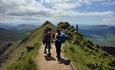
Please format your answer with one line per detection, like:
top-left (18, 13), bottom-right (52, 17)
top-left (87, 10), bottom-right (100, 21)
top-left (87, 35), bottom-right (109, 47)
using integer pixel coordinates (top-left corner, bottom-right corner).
top-left (0, 21), bottom-right (115, 70)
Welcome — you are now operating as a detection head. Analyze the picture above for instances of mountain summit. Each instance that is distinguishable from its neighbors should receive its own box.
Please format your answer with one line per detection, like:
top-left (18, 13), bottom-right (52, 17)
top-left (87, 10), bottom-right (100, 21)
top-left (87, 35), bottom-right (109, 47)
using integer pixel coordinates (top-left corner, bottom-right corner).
top-left (41, 20), bottom-right (54, 27)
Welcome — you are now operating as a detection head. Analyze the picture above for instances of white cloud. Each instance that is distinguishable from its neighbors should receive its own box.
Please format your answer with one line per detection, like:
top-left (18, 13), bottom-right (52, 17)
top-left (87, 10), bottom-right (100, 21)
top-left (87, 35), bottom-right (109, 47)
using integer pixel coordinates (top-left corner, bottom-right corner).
top-left (50, 10), bottom-right (113, 17)
top-left (0, 0), bottom-right (50, 15)
top-left (78, 0), bottom-right (115, 5)
top-left (0, 0), bottom-right (115, 24)
top-left (53, 3), bottom-right (76, 10)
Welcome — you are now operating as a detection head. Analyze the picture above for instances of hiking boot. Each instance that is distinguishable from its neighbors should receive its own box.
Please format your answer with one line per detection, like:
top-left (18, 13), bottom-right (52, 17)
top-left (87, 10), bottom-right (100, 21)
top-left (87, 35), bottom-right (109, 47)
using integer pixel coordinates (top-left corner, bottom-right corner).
top-left (48, 53), bottom-right (51, 56)
top-left (44, 51), bottom-right (47, 54)
top-left (56, 56), bottom-right (61, 61)
top-left (57, 57), bottom-right (61, 62)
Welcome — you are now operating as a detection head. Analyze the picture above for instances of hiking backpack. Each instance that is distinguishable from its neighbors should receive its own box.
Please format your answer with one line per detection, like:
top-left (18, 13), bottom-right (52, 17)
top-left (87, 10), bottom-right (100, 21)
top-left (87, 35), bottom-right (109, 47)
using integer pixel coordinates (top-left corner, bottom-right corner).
top-left (59, 31), bottom-right (66, 43)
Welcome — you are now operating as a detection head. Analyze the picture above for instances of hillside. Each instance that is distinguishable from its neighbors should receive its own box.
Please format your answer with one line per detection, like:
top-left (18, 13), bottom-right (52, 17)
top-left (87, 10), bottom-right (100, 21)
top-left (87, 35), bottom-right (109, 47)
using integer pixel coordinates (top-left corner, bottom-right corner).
top-left (0, 21), bottom-right (55, 70)
top-left (0, 23), bottom-right (38, 32)
top-left (0, 24), bottom-right (38, 42)
top-left (79, 25), bottom-right (115, 47)
top-left (13, 24), bottom-right (38, 32)
top-left (0, 21), bottom-right (115, 70)
top-left (0, 28), bottom-right (26, 42)
top-left (57, 22), bottom-right (115, 70)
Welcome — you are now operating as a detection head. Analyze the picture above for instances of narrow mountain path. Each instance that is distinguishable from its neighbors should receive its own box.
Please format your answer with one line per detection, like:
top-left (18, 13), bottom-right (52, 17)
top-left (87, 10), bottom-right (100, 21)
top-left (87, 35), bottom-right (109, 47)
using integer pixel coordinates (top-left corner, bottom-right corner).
top-left (36, 44), bottom-right (73, 70)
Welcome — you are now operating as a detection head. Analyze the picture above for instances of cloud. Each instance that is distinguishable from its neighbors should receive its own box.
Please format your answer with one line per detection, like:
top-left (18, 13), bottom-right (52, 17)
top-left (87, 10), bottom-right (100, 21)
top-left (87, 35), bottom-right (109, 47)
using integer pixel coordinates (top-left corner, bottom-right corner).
top-left (51, 11), bottom-right (113, 17)
top-left (53, 3), bottom-right (76, 10)
top-left (0, 0), bottom-right (50, 15)
top-left (0, 0), bottom-right (115, 24)
top-left (78, 0), bottom-right (115, 5)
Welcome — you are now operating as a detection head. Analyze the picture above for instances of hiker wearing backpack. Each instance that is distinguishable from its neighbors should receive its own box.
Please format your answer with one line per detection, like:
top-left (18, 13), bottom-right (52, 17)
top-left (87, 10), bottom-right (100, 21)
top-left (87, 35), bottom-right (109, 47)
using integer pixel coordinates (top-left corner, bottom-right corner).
top-left (43, 26), bottom-right (52, 56)
top-left (55, 30), bottom-right (66, 61)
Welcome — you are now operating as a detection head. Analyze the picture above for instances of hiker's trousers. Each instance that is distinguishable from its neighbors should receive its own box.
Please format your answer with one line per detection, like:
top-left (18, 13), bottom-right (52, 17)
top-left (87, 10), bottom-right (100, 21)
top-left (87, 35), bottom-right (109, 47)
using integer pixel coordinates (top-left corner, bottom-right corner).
top-left (44, 41), bottom-right (51, 54)
top-left (55, 41), bottom-right (62, 58)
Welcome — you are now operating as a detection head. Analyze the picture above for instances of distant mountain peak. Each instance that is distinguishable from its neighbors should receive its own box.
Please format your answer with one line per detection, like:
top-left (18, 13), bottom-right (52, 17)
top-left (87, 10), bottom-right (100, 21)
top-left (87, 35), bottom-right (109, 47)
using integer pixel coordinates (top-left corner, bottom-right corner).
top-left (41, 20), bottom-right (54, 27)
top-left (44, 20), bottom-right (52, 24)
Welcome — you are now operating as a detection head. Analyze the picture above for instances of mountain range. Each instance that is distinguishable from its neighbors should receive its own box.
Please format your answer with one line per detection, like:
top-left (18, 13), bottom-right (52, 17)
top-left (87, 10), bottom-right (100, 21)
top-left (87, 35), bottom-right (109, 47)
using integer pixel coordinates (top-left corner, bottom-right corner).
top-left (79, 25), bottom-right (115, 47)
top-left (0, 24), bottom-right (38, 42)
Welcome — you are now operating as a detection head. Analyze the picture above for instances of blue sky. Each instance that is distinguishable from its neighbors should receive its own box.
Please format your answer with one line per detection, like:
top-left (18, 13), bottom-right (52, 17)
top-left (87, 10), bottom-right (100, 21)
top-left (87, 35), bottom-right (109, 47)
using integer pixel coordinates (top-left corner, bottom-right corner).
top-left (0, 0), bottom-right (115, 25)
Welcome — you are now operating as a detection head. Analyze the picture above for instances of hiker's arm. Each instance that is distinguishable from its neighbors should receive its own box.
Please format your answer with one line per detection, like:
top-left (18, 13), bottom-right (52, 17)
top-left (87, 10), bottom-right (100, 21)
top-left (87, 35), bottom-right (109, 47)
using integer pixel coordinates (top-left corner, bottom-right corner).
top-left (54, 33), bottom-right (58, 41)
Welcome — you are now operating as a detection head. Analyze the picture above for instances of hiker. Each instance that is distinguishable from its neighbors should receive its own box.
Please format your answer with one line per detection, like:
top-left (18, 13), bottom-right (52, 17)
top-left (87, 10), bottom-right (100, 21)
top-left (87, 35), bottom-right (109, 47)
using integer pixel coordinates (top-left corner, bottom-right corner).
top-left (55, 30), bottom-right (66, 60)
top-left (43, 26), bottom-right (52, 56)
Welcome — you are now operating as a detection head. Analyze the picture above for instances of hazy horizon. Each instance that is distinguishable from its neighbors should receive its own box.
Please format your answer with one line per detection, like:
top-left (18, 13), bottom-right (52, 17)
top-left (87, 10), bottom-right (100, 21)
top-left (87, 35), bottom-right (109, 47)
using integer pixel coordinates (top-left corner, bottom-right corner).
top-left (0, 21), bottom-right (115, 26)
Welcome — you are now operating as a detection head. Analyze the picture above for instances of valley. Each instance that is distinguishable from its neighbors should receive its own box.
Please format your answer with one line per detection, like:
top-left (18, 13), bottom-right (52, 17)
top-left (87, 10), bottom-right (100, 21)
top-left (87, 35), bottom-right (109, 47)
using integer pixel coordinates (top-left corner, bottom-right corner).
top-left (78, 25), bottom-right (115, 47)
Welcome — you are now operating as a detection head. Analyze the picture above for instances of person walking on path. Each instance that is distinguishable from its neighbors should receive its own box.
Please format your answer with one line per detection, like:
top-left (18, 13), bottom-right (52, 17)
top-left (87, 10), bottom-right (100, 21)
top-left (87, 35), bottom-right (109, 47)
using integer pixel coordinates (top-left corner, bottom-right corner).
top-left (43, 26), bottom-right (52, 56)
top-left (55, 30), bottom-right (66, 61)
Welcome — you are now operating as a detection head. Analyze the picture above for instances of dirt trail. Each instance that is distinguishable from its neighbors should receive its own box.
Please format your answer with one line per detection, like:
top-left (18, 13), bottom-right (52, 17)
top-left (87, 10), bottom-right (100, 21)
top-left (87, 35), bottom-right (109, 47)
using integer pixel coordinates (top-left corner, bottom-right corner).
top-left (36, 44), bottom-right (73, 70)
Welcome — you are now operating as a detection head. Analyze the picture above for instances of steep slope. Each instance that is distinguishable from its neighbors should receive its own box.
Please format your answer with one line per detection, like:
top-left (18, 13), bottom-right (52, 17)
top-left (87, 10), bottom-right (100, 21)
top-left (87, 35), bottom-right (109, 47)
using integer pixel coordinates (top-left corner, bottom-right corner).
top-left (0, 21), bottom-right (54, 70)
top-left (57, 22), bottom-right (115, 70)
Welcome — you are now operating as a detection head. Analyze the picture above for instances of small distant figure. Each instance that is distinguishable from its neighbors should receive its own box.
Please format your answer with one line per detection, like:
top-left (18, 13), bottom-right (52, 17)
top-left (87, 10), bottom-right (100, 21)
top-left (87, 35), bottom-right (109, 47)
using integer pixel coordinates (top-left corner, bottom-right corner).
top-left (76, 24), bottom-right (79, 31)
top-left (43, 26), bottom-right (52, 56)
top-left (55, 30), bottom-right (66, 61)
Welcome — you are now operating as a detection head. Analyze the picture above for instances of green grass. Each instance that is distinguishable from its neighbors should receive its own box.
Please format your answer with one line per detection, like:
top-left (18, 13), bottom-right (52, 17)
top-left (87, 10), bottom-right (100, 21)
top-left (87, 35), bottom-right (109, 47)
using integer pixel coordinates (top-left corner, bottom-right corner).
top-left (0, 22), bottom-right (54, 70)
top-left (7, 42), bottom-right (40, 70)
top-left (5, 23), bottom-right (55, 70)
top-left (57, 22), bottom-right (115, 70)
top-left (63, 42), bottom-right (90, 70)
top-left (4, 26), bottom-right (46, 70)
top-left (63, 42), bottom-right (115, 70)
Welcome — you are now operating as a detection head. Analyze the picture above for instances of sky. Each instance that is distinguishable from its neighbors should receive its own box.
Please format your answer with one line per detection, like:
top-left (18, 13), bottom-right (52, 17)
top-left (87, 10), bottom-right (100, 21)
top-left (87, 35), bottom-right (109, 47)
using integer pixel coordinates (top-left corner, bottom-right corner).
top-left (0, 0), bottom-right (115, 25)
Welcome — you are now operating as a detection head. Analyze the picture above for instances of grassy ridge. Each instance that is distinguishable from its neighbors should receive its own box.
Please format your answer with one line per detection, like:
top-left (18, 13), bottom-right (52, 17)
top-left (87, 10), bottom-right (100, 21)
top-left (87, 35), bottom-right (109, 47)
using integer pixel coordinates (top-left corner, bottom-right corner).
top-left (63, 42), bottom-right (90, 70)
top-left (57, 22), bottom-right (115, 70)
top-left (3, 26), bottom-right (45, 70)
top-left (63, 42), bottom-right (115, 70)
top-left (5, 21), bottom-right (55, 70)
top-left (1, 21), bottom-right (115, 70)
